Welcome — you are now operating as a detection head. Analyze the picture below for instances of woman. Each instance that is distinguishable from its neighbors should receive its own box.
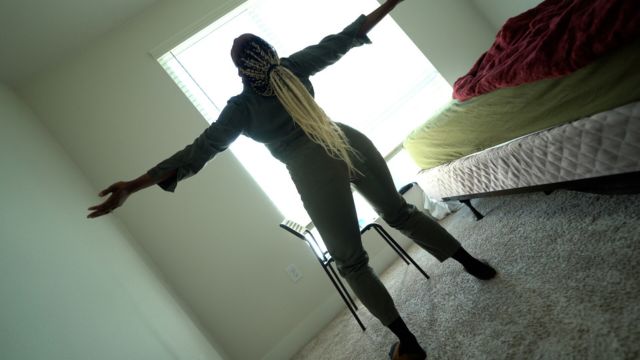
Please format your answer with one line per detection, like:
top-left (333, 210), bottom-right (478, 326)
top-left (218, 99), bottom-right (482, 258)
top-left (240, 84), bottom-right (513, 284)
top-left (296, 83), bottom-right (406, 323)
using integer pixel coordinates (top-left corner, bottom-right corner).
top-left (88, 1), bottom-right (496, 359)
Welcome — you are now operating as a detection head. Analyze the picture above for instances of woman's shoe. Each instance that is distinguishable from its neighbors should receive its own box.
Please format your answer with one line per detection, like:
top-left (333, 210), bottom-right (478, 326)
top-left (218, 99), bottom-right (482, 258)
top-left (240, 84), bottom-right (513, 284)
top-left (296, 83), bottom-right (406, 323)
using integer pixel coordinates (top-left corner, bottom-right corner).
top-left (464, 259), bottom-right (496, 280)
top-left (388, 342), bottom-right (427, 360)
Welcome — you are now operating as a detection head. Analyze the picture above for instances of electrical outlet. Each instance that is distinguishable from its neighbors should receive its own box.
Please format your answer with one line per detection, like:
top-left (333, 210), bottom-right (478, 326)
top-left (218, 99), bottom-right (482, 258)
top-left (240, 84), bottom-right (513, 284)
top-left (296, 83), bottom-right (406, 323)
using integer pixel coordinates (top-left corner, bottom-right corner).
top-left (286, 264), bottom-right (302, 283)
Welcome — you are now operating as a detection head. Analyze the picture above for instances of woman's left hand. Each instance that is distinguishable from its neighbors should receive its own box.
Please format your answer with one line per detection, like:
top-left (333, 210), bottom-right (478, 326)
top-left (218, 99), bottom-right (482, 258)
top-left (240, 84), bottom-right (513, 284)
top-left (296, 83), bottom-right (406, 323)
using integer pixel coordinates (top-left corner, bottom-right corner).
top-left (87, 181), bottom-right (132, 218)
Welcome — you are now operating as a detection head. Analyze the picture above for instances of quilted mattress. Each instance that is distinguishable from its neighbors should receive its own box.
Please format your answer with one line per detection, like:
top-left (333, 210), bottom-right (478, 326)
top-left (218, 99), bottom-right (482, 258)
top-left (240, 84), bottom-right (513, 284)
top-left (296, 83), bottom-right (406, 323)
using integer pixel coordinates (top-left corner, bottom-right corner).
top-left (416, 101), bottom-right (640, 200)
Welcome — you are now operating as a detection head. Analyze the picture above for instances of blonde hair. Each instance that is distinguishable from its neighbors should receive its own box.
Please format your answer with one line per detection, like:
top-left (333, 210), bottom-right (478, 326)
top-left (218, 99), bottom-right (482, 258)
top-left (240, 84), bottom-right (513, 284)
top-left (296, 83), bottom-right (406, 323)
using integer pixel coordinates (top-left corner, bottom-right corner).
top-left (237, 38), bottom-right (361, 175)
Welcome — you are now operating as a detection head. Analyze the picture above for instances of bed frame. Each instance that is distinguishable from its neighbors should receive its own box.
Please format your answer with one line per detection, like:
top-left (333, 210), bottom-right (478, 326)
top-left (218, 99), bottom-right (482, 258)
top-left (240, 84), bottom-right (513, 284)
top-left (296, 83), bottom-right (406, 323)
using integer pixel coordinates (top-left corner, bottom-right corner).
top-left (450, 171), bottom-right (640, 220)
top-left (413, 101), bottom-right (640, 220)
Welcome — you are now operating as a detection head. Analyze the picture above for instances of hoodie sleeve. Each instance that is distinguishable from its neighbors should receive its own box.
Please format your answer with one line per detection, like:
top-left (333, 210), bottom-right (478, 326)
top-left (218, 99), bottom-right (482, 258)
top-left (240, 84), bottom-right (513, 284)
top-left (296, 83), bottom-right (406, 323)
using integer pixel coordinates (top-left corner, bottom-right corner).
top-left (284, 15), bottom-right (371, 78)
top-left (147, 99), bottom-right (247, 192)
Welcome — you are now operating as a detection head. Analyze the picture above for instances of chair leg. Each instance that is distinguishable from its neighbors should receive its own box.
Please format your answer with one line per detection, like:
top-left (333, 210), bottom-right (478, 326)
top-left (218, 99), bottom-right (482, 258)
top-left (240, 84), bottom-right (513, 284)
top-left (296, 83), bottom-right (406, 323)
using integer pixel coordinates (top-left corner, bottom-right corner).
top-left (369, 225), bottom-right (410, 265)
top-left (360, 223), bottom-right (409, 265)
top-left (372, 224), bottom-right (430, 280)
top-left (327, 262), bottom-right (358, 310)
top-left (460, 199), bottom-right (484, 220)
top-left (322, 264), bottom-right (366, 331)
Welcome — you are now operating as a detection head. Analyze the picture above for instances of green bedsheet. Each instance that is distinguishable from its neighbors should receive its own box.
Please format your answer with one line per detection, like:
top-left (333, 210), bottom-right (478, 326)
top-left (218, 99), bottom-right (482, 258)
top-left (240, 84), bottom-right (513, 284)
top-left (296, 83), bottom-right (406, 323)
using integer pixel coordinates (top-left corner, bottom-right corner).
top-left (404, 40), bottom-right (640, 170)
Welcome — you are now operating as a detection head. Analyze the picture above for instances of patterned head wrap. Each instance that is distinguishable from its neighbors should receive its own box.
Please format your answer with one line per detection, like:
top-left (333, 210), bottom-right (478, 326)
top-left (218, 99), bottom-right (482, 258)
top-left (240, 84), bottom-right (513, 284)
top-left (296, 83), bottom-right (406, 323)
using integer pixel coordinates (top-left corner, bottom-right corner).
top-left (231, 34), bottom-right (361, 176)
top-left (236, 35), bottom-right (280, 96)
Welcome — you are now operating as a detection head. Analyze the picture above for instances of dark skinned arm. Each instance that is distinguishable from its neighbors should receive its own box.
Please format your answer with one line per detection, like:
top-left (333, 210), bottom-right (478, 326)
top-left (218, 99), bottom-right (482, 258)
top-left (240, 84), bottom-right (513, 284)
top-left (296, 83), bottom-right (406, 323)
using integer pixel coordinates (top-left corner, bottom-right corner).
top-left (87, 169), bottom-right (177, 218)
top-left (357, 0), bottom-right (404, 37)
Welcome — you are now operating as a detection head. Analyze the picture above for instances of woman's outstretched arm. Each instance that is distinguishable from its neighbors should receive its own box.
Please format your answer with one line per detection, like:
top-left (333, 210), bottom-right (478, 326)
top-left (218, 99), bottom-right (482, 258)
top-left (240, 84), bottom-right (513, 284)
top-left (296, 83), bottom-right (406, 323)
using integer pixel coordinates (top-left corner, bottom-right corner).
top-left (87, 101), bottom-right (246, 219)
top-left (87, 169), bottom-right (176, 218)
top-left (284, 0), bottom-right (405, 78)
top-left (357, 0), bottom-right (404, 37)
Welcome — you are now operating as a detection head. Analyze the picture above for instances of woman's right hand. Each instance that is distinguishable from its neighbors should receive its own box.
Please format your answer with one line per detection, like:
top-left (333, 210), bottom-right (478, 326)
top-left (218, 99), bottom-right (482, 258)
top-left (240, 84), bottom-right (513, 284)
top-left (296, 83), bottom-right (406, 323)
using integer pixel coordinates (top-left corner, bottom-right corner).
top-left (359, 0), bottom-right (405, 37)
top-left (385, 0), bottom-right (404, 6)
top-left (87, 181), bottom-right (132, 218)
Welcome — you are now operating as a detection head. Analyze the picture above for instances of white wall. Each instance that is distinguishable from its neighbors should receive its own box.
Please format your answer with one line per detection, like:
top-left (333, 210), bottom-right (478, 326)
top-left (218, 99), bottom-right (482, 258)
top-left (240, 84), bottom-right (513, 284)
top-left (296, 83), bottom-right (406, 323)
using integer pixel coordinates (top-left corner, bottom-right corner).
top-left (15, 0), bottom-right (497, 359)
top-left (17, 1), bottom-right (365, 358)
top-left (389, 0), bottom-right (496, 85)
top-left (470, 0), bottom-right (544, 33)
top-left (0, 83), bottom-right (223, 360)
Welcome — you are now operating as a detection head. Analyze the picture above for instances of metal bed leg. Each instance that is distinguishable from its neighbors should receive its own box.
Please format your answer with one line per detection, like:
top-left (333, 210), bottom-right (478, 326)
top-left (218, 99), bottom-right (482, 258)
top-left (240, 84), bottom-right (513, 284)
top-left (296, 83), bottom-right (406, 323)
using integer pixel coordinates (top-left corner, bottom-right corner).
top-left (460, 199), bottom-right (484, 220)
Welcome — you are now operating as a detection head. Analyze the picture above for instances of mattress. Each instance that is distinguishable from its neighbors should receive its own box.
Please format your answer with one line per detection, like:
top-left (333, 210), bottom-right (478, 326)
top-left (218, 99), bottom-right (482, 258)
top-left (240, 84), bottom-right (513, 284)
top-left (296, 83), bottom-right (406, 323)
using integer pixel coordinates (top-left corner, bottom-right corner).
top-left (416, 101), bottom-right (640, 200)
top-left (404, 39), bottom-right (640, 171)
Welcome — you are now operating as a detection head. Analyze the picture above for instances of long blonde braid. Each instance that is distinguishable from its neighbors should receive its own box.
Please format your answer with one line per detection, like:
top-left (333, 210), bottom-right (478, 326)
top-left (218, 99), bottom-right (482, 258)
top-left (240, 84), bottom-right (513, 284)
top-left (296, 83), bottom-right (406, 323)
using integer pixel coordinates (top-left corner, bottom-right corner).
top-left (238, 37), bottom-right (361, 175)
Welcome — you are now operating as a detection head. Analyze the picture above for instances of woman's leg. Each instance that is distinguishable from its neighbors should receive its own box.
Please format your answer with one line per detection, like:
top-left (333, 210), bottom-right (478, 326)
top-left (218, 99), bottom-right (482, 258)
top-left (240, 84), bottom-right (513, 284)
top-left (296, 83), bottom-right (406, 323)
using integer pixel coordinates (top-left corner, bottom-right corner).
top-left (342, 125), bottom-right (461, 261)
top-left (285, 138), bottom-right (426, 358)
top-left (285, 141), bottom-right (400, 326)
top-left (341, 124), bottom-right (496, 279)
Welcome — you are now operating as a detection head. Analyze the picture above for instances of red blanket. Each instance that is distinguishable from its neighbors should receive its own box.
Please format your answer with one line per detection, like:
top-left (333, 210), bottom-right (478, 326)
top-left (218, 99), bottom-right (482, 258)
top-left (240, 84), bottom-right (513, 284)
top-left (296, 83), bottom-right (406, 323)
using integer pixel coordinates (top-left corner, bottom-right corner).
top-left (453, 0), bottom-right (640, 101)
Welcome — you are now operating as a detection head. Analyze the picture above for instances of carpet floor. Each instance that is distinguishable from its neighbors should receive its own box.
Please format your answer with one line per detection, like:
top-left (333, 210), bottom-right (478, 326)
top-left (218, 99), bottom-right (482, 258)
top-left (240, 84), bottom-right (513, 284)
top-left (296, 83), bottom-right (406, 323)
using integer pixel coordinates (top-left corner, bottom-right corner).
top-left (291, 190), bottom-right (640, 360)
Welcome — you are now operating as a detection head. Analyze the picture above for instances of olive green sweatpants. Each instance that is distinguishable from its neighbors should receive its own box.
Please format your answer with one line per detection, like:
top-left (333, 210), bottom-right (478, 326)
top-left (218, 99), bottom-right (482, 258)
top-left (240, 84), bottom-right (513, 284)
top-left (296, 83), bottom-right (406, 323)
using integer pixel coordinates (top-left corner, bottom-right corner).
top-left (276, 124), bottom-right (461, 326)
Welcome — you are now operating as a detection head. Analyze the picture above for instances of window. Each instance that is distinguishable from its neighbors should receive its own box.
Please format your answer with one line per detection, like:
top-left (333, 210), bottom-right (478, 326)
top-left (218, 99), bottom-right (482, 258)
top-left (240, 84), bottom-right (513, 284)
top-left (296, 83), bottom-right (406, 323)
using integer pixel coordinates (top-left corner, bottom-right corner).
top-left (157, 0), bottom-right (450, 226)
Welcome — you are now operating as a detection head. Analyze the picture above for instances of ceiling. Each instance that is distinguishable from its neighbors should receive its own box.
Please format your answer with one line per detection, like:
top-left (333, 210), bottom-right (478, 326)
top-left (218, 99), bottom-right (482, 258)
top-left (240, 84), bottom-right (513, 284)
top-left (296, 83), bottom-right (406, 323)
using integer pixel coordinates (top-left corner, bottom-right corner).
top-left (0, 0), bottom-right (159, 86)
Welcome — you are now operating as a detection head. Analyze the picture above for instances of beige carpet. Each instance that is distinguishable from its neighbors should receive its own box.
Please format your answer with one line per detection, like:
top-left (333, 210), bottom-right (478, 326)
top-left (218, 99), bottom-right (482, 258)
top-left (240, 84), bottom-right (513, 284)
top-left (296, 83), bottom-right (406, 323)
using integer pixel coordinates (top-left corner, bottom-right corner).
top-left (292, 190), bottom-right (640, 360)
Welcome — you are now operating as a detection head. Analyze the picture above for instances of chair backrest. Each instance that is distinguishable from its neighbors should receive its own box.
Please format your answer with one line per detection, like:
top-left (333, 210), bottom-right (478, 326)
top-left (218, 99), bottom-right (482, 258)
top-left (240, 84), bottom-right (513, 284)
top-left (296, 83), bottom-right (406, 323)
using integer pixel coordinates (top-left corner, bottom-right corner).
top-left (280, 219), bottom-right (308, 240)
top-left (280, 219), bottom-right (330, 263)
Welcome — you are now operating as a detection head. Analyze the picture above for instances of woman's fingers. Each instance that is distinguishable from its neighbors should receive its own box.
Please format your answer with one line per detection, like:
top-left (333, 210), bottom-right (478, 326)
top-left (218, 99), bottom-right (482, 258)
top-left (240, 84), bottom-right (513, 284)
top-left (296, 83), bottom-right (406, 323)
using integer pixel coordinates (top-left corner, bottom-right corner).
top-left (87, 196), bottom-right (117, 218)
top-left (89, 181), bottom-right (129, 218)
top-left (87, 208), bottom-right (110, 218)
top-left (87, 207), bottom-right (104, 218)
top-left (99, 184), bottom-right (116, 197)
top-left (87, 203), bottom-right (108, 215)
top-left (87, 203), bottom-right (113, 218)
top-left (99, 182), bottom-right (125, 196)
top-left (87, 210), bottom-right (101, 218)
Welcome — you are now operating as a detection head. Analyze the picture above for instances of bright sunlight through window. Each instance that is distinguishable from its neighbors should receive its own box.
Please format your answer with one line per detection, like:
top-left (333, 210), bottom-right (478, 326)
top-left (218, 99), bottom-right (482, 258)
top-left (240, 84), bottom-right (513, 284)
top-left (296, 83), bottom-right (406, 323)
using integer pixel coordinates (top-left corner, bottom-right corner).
top-left (157, 0), bottom-right (451, 226)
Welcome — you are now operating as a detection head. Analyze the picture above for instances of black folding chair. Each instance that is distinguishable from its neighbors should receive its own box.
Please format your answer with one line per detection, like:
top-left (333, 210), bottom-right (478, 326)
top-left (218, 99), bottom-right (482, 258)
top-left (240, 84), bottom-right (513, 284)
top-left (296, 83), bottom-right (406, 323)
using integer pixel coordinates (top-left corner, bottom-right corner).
top-left (280, 216), bottom-right (429, 331)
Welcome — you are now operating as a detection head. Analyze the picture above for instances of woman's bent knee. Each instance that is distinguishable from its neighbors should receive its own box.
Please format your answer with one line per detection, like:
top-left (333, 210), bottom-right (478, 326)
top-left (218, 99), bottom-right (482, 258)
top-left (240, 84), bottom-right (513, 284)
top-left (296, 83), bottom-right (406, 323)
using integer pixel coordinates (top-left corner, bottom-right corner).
top-left (335, 252), bottom-right (370, 278)
top-left (382, 202), bottom-right (420, 230)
